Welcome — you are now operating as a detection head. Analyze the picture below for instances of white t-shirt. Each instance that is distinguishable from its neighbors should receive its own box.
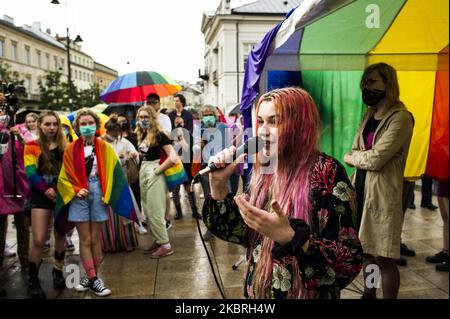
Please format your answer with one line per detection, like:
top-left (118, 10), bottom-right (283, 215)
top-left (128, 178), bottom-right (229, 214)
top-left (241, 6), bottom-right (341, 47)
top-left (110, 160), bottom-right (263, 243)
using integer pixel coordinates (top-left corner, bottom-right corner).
top-left (84, 145), bottom-right (98, 178)
top-left (109, 137), bottom-right (139, 166)
top-left (158, 113), bottom-right (172, 135)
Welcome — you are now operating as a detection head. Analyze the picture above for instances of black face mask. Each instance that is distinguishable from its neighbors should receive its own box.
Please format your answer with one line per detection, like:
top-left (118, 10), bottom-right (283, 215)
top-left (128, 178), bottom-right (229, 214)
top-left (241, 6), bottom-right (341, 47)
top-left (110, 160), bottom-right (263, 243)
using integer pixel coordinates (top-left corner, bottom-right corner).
top-left (362, 88), bottom-right (386, 107)
top-left (176, 124), bottom-right (183, 128)
top-left (121, 122), bottom-right (130, 131)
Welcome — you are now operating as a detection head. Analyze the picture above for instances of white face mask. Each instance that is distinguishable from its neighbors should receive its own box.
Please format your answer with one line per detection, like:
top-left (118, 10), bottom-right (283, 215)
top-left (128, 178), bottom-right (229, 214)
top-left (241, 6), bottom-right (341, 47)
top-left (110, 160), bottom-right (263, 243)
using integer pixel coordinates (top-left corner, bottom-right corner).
top-left (0, 115), bottom-right (9, 128)
top-left (0, 143), bottom-right (8, 155)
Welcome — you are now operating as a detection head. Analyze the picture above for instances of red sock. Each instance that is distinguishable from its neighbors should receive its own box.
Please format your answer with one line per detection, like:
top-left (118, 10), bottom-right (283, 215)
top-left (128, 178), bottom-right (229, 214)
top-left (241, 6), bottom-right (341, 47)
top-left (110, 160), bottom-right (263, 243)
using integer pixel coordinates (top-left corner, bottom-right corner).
top-left (93, 256), bottom-right (101, 272)
top-left (82, 259), bottom-right (97, 279)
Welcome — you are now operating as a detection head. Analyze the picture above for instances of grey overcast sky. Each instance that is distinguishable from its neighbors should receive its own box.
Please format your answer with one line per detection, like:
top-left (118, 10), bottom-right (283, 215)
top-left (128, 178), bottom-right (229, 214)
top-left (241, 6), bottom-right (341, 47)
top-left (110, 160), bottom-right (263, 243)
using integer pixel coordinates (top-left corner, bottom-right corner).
top-left (1, 0), bottom-right (257, 83)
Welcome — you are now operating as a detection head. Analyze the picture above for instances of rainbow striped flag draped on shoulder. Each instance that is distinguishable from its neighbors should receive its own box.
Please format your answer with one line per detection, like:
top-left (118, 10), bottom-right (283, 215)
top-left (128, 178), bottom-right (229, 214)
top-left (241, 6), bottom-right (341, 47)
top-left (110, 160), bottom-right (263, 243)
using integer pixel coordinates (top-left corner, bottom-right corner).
top-left (55, 137), bottom-right (138, 236)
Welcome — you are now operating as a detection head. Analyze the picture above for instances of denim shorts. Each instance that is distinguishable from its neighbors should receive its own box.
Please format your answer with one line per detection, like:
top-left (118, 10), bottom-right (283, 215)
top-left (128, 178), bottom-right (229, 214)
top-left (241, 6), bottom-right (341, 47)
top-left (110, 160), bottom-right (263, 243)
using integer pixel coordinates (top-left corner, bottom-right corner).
top-left (68, 177), bottom-right (109, 222)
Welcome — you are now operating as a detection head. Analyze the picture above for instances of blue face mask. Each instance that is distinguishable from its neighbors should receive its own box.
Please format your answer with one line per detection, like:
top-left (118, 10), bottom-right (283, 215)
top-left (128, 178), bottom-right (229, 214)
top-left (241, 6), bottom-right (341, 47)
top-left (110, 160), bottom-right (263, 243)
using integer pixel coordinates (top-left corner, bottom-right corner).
top-left (138, 120), bottom-right (149, 129)
top-left (80, 125), bottom-right (96, 137)
top-left (202, 115), bottom-right (216, 127)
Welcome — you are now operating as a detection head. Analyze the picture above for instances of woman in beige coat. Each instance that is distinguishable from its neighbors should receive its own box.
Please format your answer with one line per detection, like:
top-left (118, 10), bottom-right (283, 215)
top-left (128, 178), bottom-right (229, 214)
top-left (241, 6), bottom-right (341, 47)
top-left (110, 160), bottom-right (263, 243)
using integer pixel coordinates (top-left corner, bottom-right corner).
top-left (344, 63), bottom-right (414, 299)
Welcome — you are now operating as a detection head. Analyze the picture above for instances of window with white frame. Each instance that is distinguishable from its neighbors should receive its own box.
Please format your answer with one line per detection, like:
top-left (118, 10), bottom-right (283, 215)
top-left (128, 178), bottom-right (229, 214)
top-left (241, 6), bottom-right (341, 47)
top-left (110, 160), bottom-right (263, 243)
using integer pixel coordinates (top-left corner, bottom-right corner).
top-left (11, 41), bottom-right (17, 61)
top-left (44, 53), bottom-right (49, 70)
top-left (36, 50), bottom-right (41, 68)
top-left (0, 39), bottom-right (4, 58)
top-left (24, 45), bottom-right (31, 65)
top-left (242, 43), bottom-right (255, 71)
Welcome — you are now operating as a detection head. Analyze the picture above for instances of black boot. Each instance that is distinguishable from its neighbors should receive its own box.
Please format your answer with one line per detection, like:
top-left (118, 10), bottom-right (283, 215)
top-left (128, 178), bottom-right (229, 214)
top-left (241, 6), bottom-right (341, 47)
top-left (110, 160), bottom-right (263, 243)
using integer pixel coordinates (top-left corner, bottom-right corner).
top-left (174, 205), bottom-right (183, 220)
top-left (173, 191), bottom-right (183, 220)
top-left (28, 262), bottom-right (46, 299)
top-left (188, 192), bottom-right (201, 219)
top-left (53, 251), bottom-right (66, 290)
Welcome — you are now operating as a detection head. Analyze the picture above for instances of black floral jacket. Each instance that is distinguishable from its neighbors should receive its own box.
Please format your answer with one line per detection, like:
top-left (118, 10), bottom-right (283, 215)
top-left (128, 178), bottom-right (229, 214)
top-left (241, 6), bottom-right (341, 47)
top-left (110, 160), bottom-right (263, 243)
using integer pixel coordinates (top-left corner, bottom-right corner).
top-left (202, 153), bottom-right (364, 299)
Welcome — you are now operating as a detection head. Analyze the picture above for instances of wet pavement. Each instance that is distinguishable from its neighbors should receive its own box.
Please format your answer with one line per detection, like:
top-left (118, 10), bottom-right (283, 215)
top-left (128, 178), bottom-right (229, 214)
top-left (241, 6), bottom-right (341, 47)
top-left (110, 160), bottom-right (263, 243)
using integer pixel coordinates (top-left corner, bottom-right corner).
top-left (0, 188), bottom-right (448, 299)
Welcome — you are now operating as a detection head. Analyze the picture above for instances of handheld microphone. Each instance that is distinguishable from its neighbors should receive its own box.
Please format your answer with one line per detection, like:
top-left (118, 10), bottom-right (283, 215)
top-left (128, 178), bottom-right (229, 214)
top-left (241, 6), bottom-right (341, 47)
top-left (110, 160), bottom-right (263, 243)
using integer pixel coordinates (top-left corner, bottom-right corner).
top-left (193, 136), bottom-right (263, 182)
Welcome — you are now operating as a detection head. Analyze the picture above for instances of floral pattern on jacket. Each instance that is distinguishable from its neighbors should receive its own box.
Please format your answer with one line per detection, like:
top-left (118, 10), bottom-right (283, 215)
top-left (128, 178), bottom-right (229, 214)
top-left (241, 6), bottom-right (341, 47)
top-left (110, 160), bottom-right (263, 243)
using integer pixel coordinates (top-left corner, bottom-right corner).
top-left (202, 153), bottom-right (363, 299)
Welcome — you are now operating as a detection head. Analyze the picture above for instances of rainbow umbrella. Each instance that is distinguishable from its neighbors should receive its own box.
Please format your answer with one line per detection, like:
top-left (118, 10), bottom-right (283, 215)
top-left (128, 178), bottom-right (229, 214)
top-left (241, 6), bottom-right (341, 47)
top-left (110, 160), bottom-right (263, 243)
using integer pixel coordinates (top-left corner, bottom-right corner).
top-left (99, 71), bottom-right (182, 104)
top-left (244, 0), bottom-right (449, 181)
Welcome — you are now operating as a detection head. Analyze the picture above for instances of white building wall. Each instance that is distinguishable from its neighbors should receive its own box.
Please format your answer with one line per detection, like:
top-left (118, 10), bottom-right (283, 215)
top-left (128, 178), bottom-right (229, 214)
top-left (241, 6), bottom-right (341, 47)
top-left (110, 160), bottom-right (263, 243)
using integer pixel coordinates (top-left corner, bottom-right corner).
top-left (202, 16), bottom-right (285, 115)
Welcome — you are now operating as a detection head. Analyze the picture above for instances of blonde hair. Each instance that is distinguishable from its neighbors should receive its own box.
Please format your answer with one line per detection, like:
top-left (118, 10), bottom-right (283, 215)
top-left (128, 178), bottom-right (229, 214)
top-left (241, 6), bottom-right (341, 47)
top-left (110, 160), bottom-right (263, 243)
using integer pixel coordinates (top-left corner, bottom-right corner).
top-left (73, 108), bottom-right (101, 132)
top-left (135, 106), bottom-right (163, 147)
top-left (25, 112), bottom-right (39, 122)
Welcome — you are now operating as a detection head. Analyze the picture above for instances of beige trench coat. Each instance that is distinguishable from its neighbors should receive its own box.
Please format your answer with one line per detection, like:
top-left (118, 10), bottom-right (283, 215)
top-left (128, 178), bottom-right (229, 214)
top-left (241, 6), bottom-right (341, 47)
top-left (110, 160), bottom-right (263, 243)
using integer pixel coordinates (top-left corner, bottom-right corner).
top-left (351, 103), bottom-right (414, 259)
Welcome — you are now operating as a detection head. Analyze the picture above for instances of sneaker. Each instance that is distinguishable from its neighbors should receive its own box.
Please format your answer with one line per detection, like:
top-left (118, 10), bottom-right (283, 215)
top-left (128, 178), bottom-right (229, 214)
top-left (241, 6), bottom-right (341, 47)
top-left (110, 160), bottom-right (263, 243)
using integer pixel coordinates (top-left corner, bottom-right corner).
top-left (396, 257), bottom-right (407, 266)
top-left (150, 246), bottom-right (174, 259)
top-left (408, 203), bottom-right (416, 210)
top-left (166, 219), bottom-right (173, 231)
top-left (144, 242), bottom-right (161, 254)
top-left (4, 243), bottom-right (16, 257)
top-left (65, 238), bottom-right (75, 252)
top-left (42, 240), bottom-right (50, 253)
top-left (89, 278), bottom-right (111, 297)
top-left (29, 280), bottom-right (46, 299)
top-left (421, 203), bottom-right (438, 210)
top-left (74, 276), bottom-right (90, 292)
top-left (426, 251), bottom-right (449, 264)
top-left (436, 262), bottom-right (449, 272)
top-left (52, 268), bottom-right (66, 290)
top-left (136, 223), bottom-right (148, 235)
top-left (400, 243), bottom-right (416, 257)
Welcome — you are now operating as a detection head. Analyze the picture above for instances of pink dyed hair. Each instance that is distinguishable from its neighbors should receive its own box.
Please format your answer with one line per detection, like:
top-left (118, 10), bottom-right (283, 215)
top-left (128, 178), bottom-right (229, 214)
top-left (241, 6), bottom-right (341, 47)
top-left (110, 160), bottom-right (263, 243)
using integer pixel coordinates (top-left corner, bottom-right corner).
top-left (248, 87), bottom-right (320, 299)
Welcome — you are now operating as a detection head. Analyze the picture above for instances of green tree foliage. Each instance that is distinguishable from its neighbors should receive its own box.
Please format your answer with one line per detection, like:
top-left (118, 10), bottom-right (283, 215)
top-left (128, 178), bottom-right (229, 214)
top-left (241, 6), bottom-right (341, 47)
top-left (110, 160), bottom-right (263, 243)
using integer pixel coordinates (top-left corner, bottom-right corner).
top-left (0, 59), bottom-right (24, 85)
top-left (38, 71), bottom-right (69, 110)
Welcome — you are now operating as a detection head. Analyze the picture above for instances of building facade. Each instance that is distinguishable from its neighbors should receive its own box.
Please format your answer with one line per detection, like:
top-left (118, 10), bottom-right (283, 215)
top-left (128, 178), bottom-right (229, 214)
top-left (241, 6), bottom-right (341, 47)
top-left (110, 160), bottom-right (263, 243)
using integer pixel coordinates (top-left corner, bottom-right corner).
top-left (0, 16), bottom-right (67, 106)
top-left (200, 0), bottom-right (301, 115)
top-left (94, 61), bottom-right (118, 93)
top-left (0, 15), bottom-right (117, 108)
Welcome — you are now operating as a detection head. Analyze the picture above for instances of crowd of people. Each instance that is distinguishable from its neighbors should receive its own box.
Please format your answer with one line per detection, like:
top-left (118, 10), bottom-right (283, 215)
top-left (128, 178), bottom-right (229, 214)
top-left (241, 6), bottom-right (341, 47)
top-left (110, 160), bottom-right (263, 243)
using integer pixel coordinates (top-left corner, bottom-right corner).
top-left (0, 62), bottom-right (448, 300)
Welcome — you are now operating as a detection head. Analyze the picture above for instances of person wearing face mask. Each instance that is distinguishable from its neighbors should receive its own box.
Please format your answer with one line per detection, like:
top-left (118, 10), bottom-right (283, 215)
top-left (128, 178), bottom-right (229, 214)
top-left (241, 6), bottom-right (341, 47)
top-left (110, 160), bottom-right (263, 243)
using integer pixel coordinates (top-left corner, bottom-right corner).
top-left (136, 106), bottom-right (178, 258)
top-left (55, 108), bottom-right (138, 297)
top-left (344, 63), bottom-right (414, 299)
top-left (100, 114), bottom-right (140, 252)
top-left (170, 116), bottom-right (199, 220)
top-left (145, 94), bottom-right (173, 230)
top-left (194, 105), bottom-right (230, 241)
top-left (118, 114), bottom-right (138, 150)
top-left (0, 97), bottom-right (30, 278)
top-left (23, 111), bottom-right (67, 299)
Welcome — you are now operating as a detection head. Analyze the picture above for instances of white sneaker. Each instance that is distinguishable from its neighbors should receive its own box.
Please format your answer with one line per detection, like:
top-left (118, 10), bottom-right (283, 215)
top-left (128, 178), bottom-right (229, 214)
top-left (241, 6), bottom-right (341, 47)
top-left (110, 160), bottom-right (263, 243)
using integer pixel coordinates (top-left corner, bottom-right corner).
top-left (136, 224), bottom-right (148, 235)
top-left (74, 276), bottom-right (89, 292)
top-left (4, 243), bottom-right (16, 257)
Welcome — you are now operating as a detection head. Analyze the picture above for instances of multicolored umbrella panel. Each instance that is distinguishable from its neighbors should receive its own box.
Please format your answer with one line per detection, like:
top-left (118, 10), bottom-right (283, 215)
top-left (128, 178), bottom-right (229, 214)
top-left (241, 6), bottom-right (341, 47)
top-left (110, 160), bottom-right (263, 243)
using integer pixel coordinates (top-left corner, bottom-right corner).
top-left (245, 0), bottom-right (449, 181)
top-left (100, 71), bottom-right (182, 104)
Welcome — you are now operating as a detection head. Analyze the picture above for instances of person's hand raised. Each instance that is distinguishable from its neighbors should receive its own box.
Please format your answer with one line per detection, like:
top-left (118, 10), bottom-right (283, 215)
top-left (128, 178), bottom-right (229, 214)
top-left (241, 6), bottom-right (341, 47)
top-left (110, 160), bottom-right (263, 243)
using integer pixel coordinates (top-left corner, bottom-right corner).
top-left (234, 196), bottom-right (294, 245)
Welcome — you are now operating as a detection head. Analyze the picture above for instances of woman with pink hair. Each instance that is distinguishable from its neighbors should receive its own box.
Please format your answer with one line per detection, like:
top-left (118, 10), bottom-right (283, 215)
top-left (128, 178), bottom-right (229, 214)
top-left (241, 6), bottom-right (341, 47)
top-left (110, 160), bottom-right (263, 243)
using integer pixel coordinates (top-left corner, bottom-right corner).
top-left (203, 87), bottom-right (363, 299)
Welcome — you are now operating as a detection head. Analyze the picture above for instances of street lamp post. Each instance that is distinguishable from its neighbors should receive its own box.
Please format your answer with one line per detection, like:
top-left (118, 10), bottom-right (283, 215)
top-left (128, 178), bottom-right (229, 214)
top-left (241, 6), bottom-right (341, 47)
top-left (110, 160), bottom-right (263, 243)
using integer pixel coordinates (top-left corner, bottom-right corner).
top-left (51, 0), bottom-right (82, 111)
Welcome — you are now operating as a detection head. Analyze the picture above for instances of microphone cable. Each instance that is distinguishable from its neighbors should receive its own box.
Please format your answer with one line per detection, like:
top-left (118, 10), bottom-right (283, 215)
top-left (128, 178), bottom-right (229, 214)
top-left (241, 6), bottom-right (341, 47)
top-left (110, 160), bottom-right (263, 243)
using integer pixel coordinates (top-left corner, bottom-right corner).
top-left (191, 178), bottom-right (227, 299)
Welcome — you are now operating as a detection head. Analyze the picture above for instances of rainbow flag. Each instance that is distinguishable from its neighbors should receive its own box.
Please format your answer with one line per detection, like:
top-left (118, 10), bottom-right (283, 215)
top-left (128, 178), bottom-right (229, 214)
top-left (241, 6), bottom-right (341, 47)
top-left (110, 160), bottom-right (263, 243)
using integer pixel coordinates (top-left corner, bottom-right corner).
top-left (55, 137), bottom-right (138, 236)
